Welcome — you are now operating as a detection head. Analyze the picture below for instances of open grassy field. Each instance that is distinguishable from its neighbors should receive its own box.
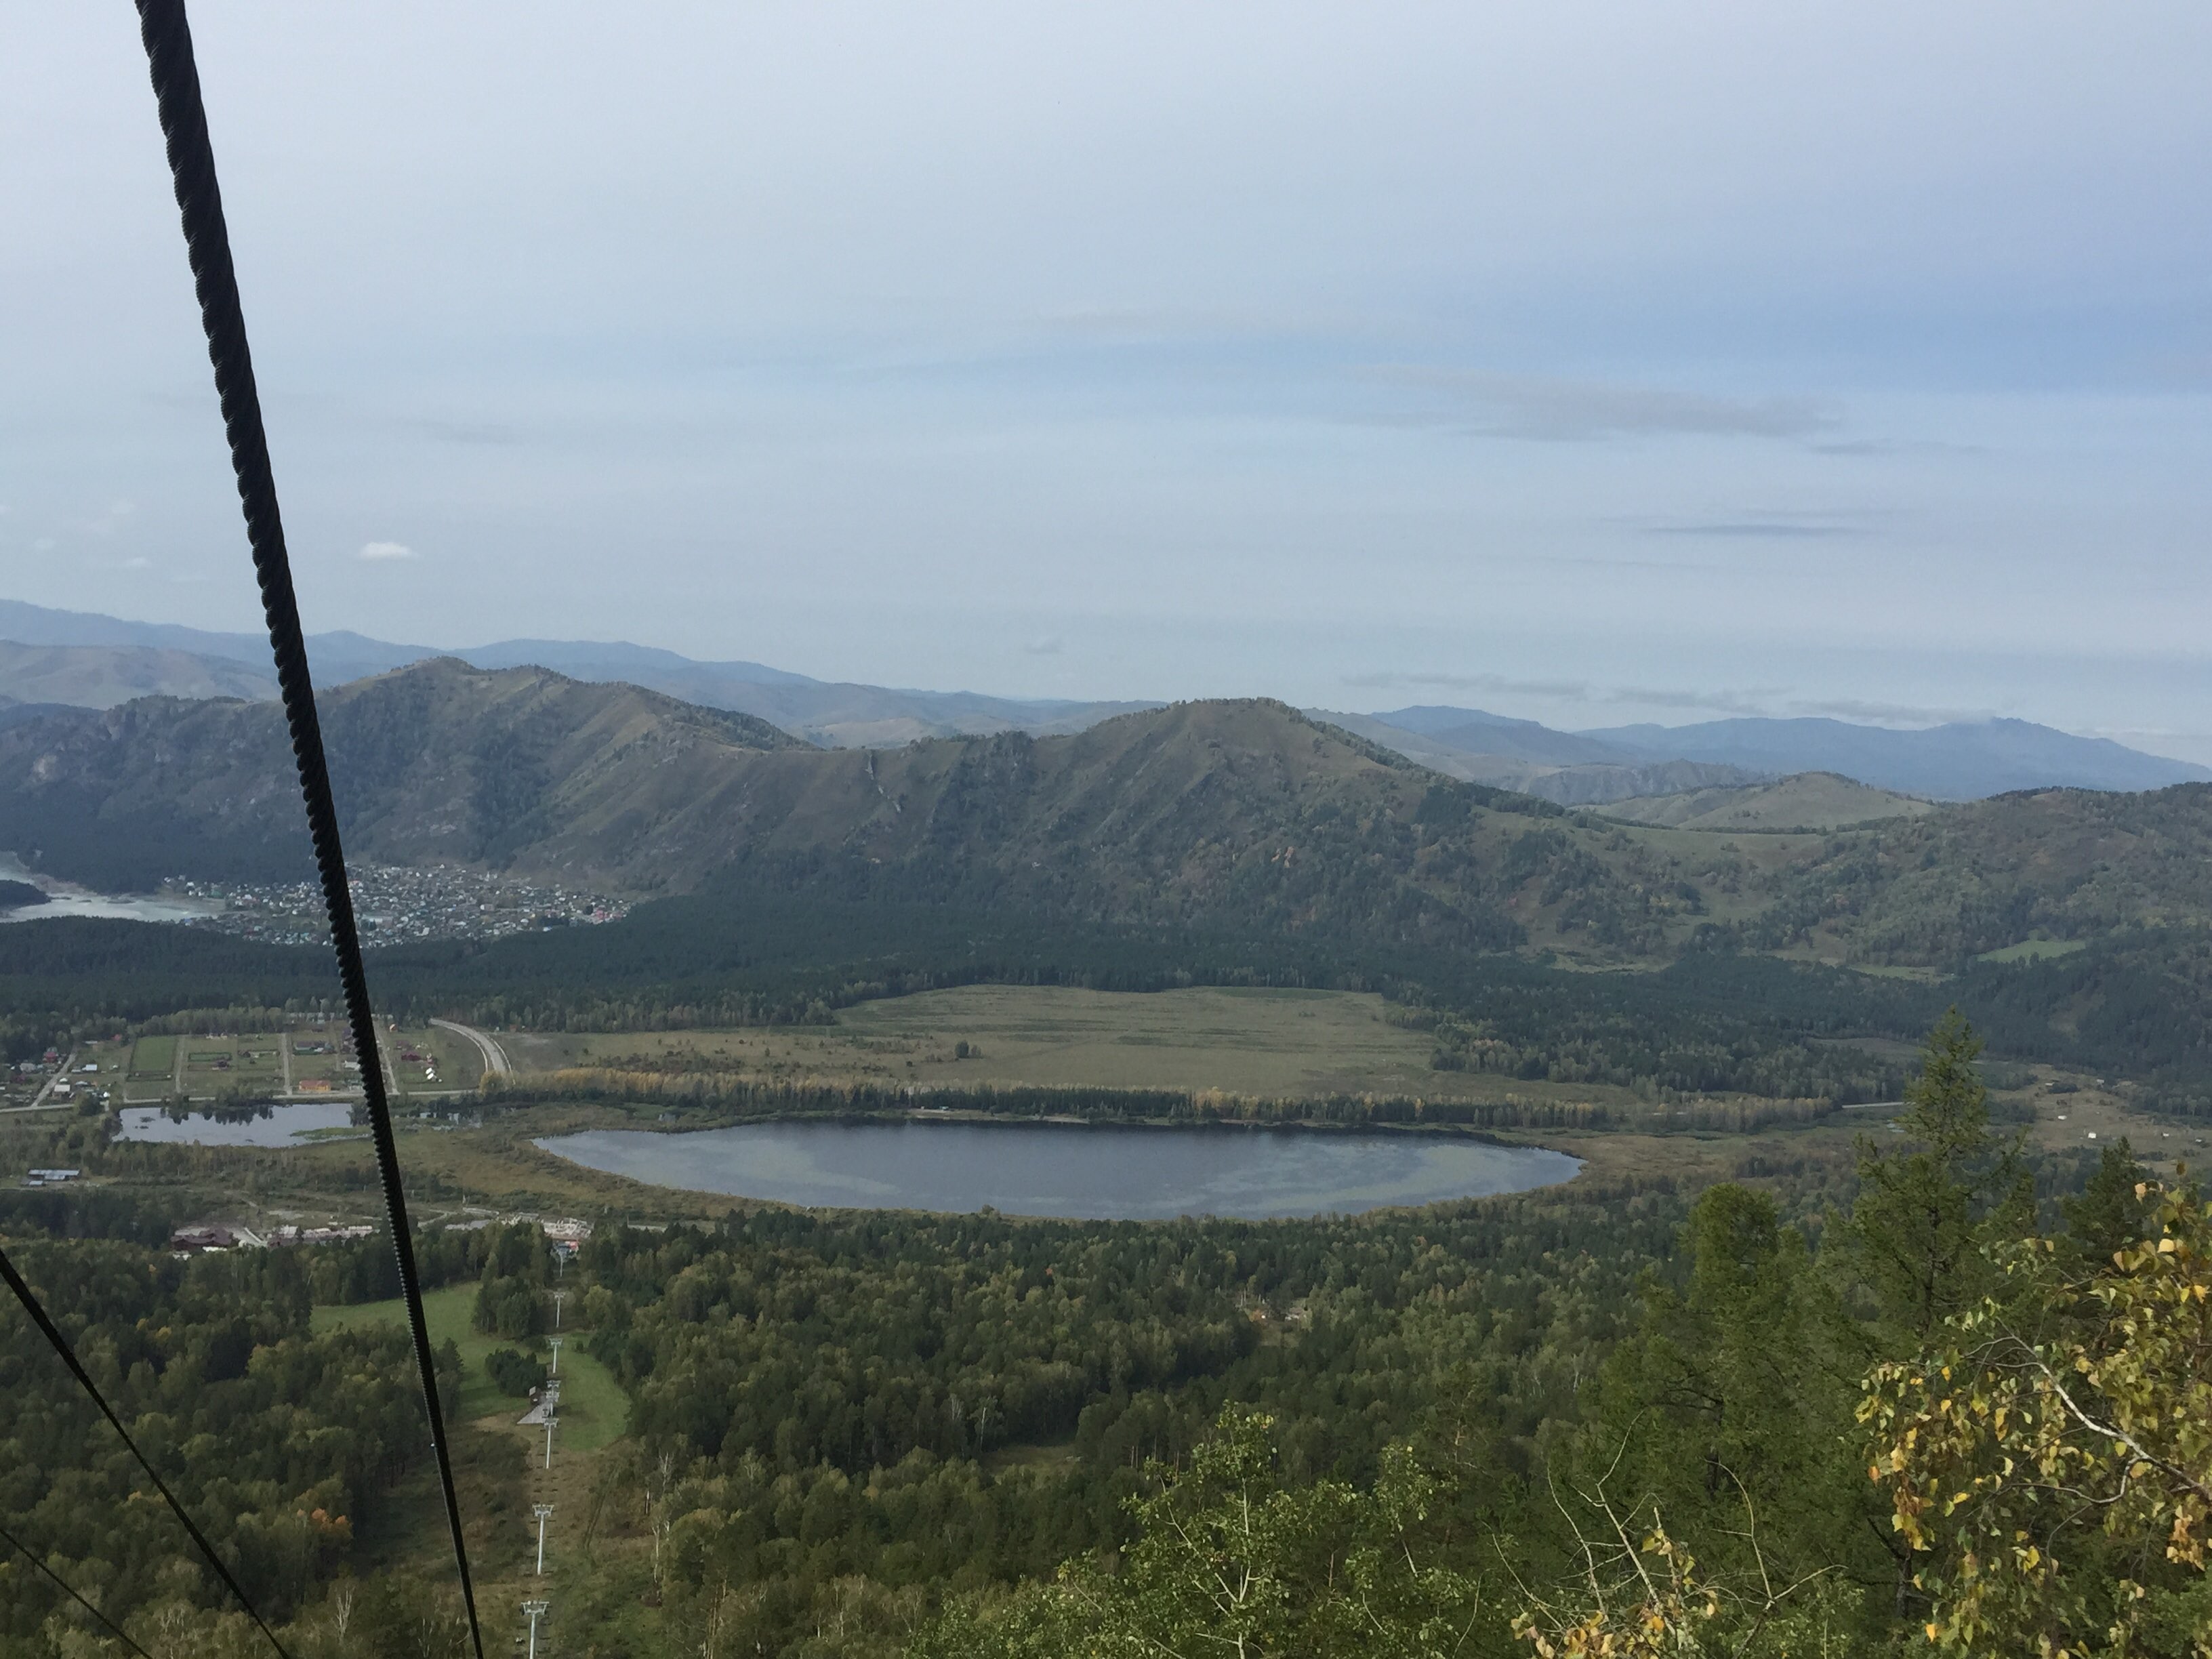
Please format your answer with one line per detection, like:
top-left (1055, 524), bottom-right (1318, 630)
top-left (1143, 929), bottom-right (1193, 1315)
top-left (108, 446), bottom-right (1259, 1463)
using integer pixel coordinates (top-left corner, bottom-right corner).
top-left (314, 1281), bottom-right (627, 1452)
top-left (382, 1023), bottom-right (483, 1097)
top-left (125, 1033), bottom-right (175, 1080)
top-left (312, 1282), bottom-right (619, 1601)
top-left (500, 984), bottom-right (1650, 1107)
top-left (1976, 937), bottom-right (2089, 964)
top-left (110, 1019), bottom-right (482, 1103)
top-left (129, 1029), bottom-right (290, 1100)
top-left (1601, 774), bottom-right (1935, 834)
top-left (282, 1109), bottom-right (748, 1221)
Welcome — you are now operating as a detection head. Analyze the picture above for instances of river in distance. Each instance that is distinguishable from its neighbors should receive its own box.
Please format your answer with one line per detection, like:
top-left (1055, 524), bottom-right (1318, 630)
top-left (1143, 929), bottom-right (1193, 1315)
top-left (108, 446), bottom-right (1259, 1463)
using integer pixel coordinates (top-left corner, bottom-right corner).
top-left (537, 1120), bottom-right (1580, 1221)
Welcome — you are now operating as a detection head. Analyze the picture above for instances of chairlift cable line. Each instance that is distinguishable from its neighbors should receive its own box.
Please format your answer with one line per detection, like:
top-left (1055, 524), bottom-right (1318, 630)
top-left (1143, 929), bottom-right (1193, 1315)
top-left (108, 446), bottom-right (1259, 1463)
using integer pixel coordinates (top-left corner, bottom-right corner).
top-left (0, 1242), bottom-right (287, 1659)
top-left (0, 1513), bottom-right (165, 1659)
top-left (129, 3), bottom-right (487, 1654)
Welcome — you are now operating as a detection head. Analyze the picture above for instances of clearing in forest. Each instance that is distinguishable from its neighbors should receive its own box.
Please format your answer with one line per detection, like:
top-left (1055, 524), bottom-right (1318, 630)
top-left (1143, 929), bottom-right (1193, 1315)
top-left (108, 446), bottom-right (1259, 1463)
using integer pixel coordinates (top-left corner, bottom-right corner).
top-left (504, 984), bottom-right (1586, 1103)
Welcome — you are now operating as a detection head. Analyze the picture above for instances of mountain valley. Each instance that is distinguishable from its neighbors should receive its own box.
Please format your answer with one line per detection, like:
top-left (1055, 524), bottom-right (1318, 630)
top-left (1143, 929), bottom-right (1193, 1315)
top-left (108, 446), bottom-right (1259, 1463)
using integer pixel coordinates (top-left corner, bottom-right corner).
top-left (4, 657), bottom-right (2212, 993)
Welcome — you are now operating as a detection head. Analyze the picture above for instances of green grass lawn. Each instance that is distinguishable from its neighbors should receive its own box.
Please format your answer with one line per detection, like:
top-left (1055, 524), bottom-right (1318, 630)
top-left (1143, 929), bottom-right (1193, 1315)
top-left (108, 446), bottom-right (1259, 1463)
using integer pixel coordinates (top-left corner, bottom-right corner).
top-left (536, 1327), bottom-right (627, 1452)
top-left (314, 1282), bottom-right (628, 1450)
top-left (548, 983), bottom-right (1638, 1105)
top-left (127, 1035), bottom-right (175, 1078)
top-left (1976, 938), bottom-right (2088, 964)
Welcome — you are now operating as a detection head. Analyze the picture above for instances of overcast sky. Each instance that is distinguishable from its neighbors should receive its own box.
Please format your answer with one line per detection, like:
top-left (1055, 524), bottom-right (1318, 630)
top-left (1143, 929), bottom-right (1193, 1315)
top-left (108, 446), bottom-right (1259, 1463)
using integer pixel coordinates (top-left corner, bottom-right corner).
top-left (3, 4), bottom-right (2209, 755)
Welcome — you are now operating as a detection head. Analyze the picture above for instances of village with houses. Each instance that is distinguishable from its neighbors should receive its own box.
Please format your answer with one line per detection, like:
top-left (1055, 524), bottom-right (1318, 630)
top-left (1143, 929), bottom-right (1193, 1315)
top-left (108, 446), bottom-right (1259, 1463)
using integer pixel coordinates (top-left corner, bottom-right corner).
top-left (162, 861), bottom-right (628, 947)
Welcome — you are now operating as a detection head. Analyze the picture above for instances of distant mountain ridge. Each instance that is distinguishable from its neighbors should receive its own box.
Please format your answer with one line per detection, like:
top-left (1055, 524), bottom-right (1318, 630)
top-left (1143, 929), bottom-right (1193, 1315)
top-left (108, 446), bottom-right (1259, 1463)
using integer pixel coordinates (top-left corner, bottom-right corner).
top-left (1580, 714), bottom-right (2208, 798)
top-left (0, 660), bottom-right (1715, 961)
top-left (1, 600), bottom-right (2202, 800)
top-left (1348, 703), bottom-right (2208, 800)
top-left (1368, 705), bottom-right (1645, 767)
top-left (1310, 712), bottom-right (1762, 806)
top-left (0, 600), bottom-right (1153, 750)
top-left (0, 639), bottom-right (277, 709)
top-left (7, 658), bottom-right (2212, 977)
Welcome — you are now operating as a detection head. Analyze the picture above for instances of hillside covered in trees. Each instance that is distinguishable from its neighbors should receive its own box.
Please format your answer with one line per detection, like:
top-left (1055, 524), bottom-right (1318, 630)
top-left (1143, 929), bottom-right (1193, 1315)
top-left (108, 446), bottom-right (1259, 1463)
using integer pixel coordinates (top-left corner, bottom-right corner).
top-left (11, 662), bottom-right (2212, 977)
top-left (0, 660), bottom-right (802, 890)
top-left (9, 666), bottom-right (2212, 1105)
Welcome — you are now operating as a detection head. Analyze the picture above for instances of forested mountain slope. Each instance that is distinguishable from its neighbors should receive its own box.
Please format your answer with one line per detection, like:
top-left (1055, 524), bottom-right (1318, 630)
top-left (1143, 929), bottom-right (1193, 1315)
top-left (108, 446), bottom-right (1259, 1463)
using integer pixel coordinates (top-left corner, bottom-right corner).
top-left (678, 697), bottom-right (1715, 957)
top-left (1736, 782), bottom-right (2212, 964)
top-left (0, 663), bottom-right (1715, 959)
top-left (0, 659), bottom-right (802, 889)
top-left (1599, 771), bottom-right (1932, 832)
top-left (11, 661), bottom-right (2212, 981)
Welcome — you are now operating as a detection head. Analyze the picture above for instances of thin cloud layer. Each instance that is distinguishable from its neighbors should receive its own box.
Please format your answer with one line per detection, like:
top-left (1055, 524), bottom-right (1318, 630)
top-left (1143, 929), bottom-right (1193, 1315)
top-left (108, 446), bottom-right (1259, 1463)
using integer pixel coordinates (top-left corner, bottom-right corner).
top-left (1369, 369), bottom-right (1841, 443)
top-left (0, 3), bottom-right (2207, 759)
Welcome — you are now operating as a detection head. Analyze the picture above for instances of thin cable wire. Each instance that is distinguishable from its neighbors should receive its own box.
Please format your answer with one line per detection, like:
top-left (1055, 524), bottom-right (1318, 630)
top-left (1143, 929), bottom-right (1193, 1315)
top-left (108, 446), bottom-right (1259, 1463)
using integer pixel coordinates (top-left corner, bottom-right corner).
top-left (0, 1517), bottom-right (164, 1659)
top-left (130, 4), bottom-right (485, 1655)
top-left (0, 1243), bottom-right (284, 1658)
top-left (0, 1513), bottom-right (163, 1659)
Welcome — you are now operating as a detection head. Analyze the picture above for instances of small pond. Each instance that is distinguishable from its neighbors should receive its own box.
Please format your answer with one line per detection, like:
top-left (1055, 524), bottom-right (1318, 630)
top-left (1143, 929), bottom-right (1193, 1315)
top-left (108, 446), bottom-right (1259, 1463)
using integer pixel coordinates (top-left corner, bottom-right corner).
top-left (115, 1101), bottom-right (361, 1147)
top-left (536, 1119), bottom-right (1579, 1220)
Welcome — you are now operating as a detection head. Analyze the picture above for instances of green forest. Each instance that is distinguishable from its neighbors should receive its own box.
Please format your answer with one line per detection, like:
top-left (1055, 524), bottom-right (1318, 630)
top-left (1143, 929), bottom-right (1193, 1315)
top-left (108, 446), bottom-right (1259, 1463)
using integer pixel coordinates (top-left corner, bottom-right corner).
top-left (4, 1016), bottom-right (2209, 1655)
top-left (9, 895), bottom-right (2212, 1107)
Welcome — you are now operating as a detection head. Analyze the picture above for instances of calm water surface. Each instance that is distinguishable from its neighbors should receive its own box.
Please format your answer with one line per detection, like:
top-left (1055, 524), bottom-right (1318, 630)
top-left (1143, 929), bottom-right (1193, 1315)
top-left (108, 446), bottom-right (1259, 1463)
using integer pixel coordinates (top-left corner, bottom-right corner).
top-left (537, 1120), bottom-right (1580, 1219)
top-left (115, 1101), bottom-right (360, 1147)
top-left (0, 855), bottom-right (213, 926)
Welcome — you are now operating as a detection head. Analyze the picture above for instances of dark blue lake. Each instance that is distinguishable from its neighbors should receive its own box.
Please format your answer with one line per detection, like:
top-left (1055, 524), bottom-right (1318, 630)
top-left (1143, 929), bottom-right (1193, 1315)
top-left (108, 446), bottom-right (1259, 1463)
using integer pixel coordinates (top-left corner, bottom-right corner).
top-left (535, 1119), bottom-right (1579, 1220)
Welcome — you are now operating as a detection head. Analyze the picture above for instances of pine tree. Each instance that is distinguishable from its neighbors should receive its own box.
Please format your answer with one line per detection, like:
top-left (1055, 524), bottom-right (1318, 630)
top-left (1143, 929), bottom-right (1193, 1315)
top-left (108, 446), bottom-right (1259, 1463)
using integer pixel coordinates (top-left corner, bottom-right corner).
top-left (1844, 1008), bottom-right (2027, 1338)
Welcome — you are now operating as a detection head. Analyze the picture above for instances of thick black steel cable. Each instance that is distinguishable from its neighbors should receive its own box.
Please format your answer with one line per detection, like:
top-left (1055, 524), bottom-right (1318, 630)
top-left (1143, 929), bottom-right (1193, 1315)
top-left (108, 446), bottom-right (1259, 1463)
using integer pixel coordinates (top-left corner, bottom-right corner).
top-left (0, 1243), bottom-right (281, 1658)
top-left (0, 1513), bottom-right (163, 1659)
top-left (130, 5), bottom-right (485, 1655)
top-left (0, 1519), bottom-right (162, 1659)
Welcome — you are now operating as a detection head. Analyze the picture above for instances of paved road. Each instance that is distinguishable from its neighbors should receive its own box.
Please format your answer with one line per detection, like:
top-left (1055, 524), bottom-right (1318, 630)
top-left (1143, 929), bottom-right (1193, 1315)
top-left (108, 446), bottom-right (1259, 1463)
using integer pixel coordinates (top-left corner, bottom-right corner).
top-left (2, 1050), bottom-right (82, 1115)
top-left (1, 1052), bottom-right (77, 1115)
top-left (431, 1018), bottom-right (511, 1079)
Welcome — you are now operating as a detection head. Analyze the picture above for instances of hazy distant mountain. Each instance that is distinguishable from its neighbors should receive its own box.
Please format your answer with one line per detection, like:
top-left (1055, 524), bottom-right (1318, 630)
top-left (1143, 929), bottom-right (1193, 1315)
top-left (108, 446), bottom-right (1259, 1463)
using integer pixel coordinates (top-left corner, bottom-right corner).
top-left (7, 601), bottom-right (2200, 794)
top-left (0, 639), bottom-right (277, 708)
top-left (0, 600), bottom-right (276, 662)
top-left (1367, 705), bottom-right (1642, 767)
top-left (1582, 716), bottom-right (2210, 799)
top-left (1313, 712), bottom-right (1760, 806)
top-left (0, 600), bottom-right (1154, 749)
top-left (1351, 701), bottom-right (2208, 801)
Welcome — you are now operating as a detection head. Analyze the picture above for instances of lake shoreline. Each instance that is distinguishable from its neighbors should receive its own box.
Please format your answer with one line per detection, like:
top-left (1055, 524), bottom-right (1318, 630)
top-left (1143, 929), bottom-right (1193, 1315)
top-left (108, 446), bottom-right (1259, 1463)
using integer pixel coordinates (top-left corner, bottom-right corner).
top-left (533, 1116), bottom-right (1582, 1221)
top-left (579, 1104), bottom-right (1544, 1147)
